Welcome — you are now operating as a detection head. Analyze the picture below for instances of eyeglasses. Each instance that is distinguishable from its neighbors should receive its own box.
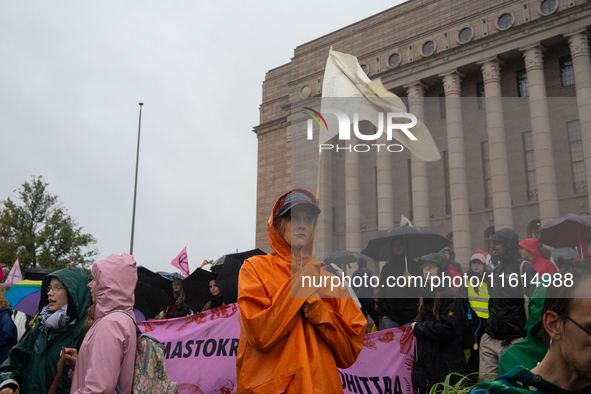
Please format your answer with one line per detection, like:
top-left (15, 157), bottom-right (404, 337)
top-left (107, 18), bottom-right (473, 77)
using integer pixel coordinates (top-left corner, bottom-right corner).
top-left (560, 313), bottom-right (591, 337)
top-left (421, 263), bottom-right (437, 270)
top-left (46, 285), bottom-right (66, 294)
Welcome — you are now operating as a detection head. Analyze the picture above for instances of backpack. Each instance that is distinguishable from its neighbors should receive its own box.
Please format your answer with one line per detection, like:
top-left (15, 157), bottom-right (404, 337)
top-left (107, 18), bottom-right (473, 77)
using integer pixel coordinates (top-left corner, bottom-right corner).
top-left (462, 301), bottom-right (482, 350)
top-left (109, 310), bottom-right (178, 394)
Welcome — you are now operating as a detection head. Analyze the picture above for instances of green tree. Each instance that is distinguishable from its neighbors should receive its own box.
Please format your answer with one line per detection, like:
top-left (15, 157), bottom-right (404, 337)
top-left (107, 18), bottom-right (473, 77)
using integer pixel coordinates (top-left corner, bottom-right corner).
top-left (0, 176), bottom-right (99, 273)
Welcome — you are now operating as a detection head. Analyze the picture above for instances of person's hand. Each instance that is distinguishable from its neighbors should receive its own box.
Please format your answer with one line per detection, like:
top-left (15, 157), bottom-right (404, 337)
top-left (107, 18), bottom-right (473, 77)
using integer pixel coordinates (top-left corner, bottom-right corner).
top-left (61, 347), bottom-right (78, 370)
top-left (403, 271), bottom-right (411, 279)
top-left (302, 302), bottom-right (309, 319)
top-left (28, 319), bottom-right (35, 328)
top-left (411, 322), bottom-right (416, 331)
top-left (0, 387), bottom-right (14, 394)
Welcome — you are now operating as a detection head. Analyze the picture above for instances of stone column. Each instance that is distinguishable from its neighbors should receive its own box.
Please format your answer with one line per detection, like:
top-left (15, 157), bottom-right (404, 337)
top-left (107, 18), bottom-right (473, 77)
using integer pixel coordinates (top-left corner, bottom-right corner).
top-left (404, 81), bottom-right (430, 227)
top-left (478, 57), bottom-right (513, 230)
top-left (521, 44), bottom-right (560, 224)
top-left (376, 131), bottom-right (394, 230)
top-left (345, 133), bottom-right (361, 252)
top-left (440, 70), bottom-right (472, 267)
top-left (566, 31), bottom-right (591, 207)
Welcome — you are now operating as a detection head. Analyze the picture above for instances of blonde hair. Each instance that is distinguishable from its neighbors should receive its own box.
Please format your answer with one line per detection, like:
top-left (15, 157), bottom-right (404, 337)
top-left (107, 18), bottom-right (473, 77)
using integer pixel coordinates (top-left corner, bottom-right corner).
top-left (274, 213), bottom-right (291, 245)
top-left (0, 295), bottom-right (10, 309)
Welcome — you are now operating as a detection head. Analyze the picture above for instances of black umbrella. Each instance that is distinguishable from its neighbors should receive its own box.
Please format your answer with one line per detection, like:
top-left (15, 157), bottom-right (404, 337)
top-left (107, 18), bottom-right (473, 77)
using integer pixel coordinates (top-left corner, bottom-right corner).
top-left (323, 251), bottom-right (362, 269)
top-left (24, 268), bottom-right (56, 281)
top-left (215, 249), bottom-right (267, 304)
top-left (134, 281), bottom-right (174, 319)
top-left (361, 226), bottom-right (451, 270)
top-left (137, 266), bottom-right (175, 299)
top-left (538, 213), bottom-right (591, 253)
top-left (183, 268), bottom-right (218, 313)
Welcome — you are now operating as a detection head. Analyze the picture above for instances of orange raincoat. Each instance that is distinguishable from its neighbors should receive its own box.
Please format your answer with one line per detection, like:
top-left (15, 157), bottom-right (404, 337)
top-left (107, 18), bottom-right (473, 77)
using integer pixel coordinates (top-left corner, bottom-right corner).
top-left (236, 189), bottom-right (367, 394)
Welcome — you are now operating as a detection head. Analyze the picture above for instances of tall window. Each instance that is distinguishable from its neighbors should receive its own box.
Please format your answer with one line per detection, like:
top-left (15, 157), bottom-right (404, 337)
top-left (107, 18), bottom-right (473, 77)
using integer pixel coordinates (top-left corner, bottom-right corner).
top-left (560, 56), bottom-right (575, 87)
top-left (523, 131), bottom-right (538, 201)
top-left (517, 69), bottom-right (529, 97)
top-left (408, 159), bottom-right (413, 221)
top-left (481, 141), bottom-right (492, 208)
top-left (440, 93), bottom-right (446, 119)
top-left (567, 120), bottom-right (587, 193)
top-left (477, 81), bottom-right (486, 109)
top-left (374, 167), bottom-right (378, 227)
top-left (528, 220), bottom-right (541, 239)
top-left (443, 150), bottom-right (451, 214)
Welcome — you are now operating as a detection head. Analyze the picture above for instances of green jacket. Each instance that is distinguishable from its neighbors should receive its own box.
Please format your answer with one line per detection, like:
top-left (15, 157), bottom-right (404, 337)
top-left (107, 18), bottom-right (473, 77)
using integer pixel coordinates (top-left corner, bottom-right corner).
top-left (0, 267), bottom-right (91, 394)
top-left (498, 284), bottom-right (548, 376)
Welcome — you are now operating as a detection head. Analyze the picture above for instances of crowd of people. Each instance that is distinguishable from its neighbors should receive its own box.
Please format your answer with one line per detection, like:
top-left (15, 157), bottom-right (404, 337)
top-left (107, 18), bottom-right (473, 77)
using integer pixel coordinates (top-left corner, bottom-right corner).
top-left (0, 188), bottom-right (588, 394)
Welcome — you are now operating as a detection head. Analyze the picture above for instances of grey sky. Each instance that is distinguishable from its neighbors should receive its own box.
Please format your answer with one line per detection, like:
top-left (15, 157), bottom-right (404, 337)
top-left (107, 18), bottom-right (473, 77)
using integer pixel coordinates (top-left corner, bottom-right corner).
top-left (0, 1), bottom-right (405, 274)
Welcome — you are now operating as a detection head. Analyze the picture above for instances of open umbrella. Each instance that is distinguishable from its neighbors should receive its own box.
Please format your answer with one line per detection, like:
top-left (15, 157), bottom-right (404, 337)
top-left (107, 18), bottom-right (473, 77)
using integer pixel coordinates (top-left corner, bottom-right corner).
top-left (538, 213), bottom-right (591, 254)
top-left (215, 249), bottom-right (267, 304)
top-left (4, 279), bottom-right (42, 317)
top-left (134, 282), bottom-right (174, 319)
top-left (137, 266), bottom-right (175, 299)
top-left (323, 251), bottom-right (362, 269)
top-left (361, 226), bottom-right (451, 271)
top-left (183, 268), bottom-right (217, 313)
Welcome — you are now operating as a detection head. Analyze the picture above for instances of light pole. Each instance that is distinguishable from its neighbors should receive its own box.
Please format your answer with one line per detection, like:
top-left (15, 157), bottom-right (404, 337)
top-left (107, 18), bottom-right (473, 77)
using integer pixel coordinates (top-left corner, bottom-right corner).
top-left (130, 102), bottom-right (144, 255)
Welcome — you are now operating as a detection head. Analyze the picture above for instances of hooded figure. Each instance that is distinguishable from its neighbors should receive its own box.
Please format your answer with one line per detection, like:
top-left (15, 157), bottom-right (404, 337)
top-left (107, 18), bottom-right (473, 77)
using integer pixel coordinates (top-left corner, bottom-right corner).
top-left (480, 228), bottom-right (538, 382)
top-left (518, 238), bottom-right (557, 276)
top-left (352, 257), bottom-right (379, 331)
top-left (497, 284), bottom-right (548, 376)
top-left (441, 246), bottom-right (464, 275)
top-left (378, 237), bottom-right (422, 328)
top-left (236, 189), bottom-right (366, 394)
top-left (0, 295), bottom-right (17, 363)
top-left (0, 268), bottom-right (91, 394)
top-left (69, 254), bottom-right (138, 394)
top-left (412, 253), bottom-right (466, 392)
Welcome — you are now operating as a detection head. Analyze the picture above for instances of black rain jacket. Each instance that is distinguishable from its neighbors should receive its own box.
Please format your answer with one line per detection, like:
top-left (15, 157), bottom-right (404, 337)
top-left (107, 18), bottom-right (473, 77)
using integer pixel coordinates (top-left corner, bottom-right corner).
top-left (485, 228), bottom-right (538, 340)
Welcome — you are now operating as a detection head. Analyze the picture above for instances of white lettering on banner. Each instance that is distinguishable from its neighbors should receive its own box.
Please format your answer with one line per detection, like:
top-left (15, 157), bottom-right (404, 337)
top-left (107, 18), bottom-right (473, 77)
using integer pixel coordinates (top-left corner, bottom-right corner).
top-left (137, 304), bottom-right (414, 394)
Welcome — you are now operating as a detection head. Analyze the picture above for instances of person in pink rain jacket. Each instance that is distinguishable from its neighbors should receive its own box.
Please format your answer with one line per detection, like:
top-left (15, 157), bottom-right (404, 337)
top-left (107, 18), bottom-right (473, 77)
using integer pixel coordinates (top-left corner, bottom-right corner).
top-left (518, 238), bottom-right (557, 277)
top-left (64, 254), bottom-right (138, 394)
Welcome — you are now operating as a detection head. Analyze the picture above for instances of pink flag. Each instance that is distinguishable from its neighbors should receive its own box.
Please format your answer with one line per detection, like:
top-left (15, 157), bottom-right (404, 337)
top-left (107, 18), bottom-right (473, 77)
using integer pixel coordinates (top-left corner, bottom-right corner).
top-left (5, 259), bottom-right (22, 285)
top-left (170, 247), bottom-right (190, 277)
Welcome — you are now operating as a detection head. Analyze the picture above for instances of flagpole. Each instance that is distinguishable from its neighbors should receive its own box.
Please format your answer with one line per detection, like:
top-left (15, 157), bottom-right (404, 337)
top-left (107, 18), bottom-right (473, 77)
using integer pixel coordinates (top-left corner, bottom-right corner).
top-left (130, 102), bottom-right (144, 256)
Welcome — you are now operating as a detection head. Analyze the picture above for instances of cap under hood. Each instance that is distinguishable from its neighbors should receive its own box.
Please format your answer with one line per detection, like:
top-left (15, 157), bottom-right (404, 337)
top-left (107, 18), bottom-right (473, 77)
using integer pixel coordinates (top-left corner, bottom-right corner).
top-left (93, 254), bottom-right (137, 320)
top-left (267, 189), bottom-right (320, 260)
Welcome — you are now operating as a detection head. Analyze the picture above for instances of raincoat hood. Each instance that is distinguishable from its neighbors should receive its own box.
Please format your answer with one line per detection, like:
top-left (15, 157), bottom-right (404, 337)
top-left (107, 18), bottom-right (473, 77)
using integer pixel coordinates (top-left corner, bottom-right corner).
top-left (492, 228), bottom-right (521, 263)
top-left (518, 238), bottom-right (542, 261)
top-left (92, 254), bottom-right (137, 319)
top-left (39, 267), bottom-right (91, 323)
top-left (268, 189), bottom-right (319, 261)
top-left (420, 253), bottom-right (449, 285)
top-left (440, 246), bottom-right (456, 263)
top-left (358, 256), bottom-right (368, 268)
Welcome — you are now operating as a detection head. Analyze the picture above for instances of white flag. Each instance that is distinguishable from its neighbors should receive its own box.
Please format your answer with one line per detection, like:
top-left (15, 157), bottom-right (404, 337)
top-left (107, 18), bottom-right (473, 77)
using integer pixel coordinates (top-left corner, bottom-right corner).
top-left (321, 49), bottom-right (440, 162)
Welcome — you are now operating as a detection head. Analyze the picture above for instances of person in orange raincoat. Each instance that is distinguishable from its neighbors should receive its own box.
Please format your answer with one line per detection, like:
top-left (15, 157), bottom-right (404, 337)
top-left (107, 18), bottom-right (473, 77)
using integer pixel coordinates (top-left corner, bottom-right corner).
top-left (236, 189), bottom-right (367, 394)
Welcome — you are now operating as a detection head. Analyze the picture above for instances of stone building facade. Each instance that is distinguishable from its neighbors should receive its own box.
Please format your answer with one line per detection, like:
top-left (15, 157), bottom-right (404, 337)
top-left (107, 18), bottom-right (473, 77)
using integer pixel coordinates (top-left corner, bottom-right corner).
top-left (254, 0), bottom-right (591, 271)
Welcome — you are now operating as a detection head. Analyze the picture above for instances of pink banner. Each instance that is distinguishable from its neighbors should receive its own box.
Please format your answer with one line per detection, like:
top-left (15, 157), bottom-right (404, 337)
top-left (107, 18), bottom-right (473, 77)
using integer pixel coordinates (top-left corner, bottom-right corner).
top-left (170, 246), bottom-right (190, 277)
top-left (138, 306), bottom-right (414, 394)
